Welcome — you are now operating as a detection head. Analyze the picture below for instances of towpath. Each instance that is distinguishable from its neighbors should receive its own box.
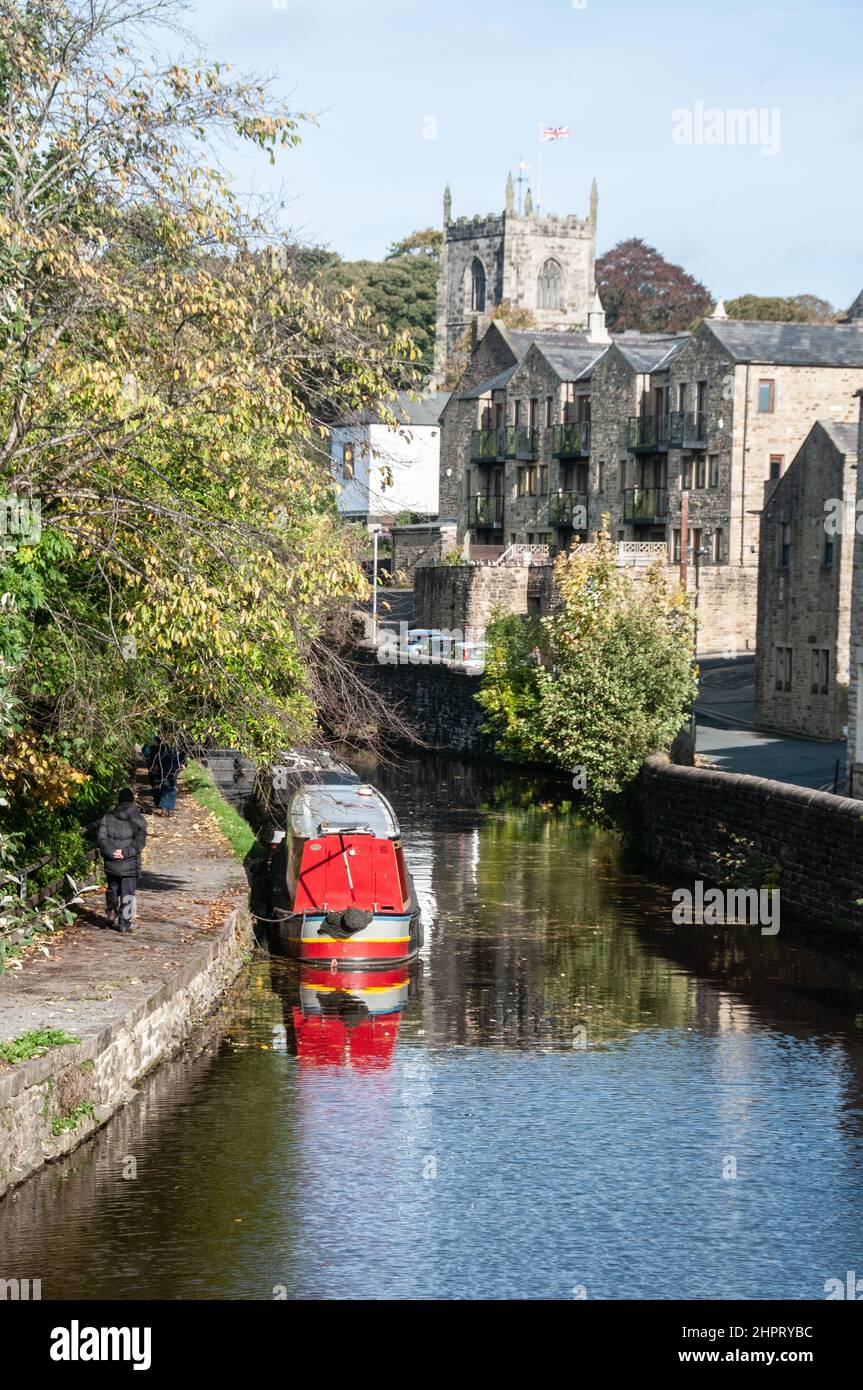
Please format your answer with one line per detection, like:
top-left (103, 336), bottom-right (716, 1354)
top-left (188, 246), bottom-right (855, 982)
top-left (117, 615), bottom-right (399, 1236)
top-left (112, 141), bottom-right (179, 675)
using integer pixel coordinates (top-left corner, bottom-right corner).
top-left (0, 781), bottom-right (247, 1052)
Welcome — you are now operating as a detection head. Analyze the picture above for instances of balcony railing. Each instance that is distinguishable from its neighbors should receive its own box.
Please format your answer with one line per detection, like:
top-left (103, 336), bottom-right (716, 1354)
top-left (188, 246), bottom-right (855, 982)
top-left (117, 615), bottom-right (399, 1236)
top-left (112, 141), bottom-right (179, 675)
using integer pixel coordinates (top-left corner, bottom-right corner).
top-left (470, 427), bottom-right (505, 461)
top-left (504, 426), bottom-right (538, 459)
top-left (675, 410), bottom-right (706, 447)
top-left (628, 411), bottom-right (707, 451)
top-left (628, 414), bottom-right (670, 451)
top-left (468, 494), bottom-right (504, 527)
top-left (549, 491), bottom-right (588, 528)
top-left (551, 421), bottom-right (590, 457)
top-left (623, 487), bottom-right (668, 525)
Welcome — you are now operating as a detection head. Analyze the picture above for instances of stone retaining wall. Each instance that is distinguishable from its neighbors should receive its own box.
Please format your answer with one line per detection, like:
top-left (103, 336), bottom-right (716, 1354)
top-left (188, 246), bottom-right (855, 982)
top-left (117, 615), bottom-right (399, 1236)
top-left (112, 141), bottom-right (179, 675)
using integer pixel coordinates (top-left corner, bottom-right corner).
top-left (639, 753), bottom-right (863, 931)
top-left (0, 902), bottom-right (253, 1199)
top-left (356, 646), bottom-right (493, 757)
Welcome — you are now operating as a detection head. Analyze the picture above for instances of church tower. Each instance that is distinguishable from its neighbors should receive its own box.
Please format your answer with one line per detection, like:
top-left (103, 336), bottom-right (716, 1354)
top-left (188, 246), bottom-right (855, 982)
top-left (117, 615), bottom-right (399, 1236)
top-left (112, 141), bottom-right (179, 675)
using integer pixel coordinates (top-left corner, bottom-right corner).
top-left (431, 174), bottom-right (598, 385)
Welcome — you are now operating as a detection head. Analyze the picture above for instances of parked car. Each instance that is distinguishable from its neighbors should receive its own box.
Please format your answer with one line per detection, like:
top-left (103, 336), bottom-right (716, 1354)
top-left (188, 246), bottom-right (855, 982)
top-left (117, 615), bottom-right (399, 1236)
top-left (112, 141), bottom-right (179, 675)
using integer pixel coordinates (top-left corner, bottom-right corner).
top-left (402, 628), bottom-right (454, 662)
top-left (456, 639), bottom-right (488, 672)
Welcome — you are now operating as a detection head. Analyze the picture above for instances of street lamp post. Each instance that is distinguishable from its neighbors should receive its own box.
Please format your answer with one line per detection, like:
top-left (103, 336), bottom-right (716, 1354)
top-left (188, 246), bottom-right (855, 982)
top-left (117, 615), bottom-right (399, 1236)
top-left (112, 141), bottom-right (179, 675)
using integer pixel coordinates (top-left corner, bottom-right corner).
top-left (371, 527), bottom-right (379, 645)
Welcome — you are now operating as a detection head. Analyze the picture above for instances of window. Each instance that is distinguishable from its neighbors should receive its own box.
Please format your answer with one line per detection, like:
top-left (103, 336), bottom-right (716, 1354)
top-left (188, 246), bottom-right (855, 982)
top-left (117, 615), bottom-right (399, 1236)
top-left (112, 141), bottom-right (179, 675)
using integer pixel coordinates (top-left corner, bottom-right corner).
top-left (597, 460), bottom-right (605, 492)
top-left (823, 531), bottom-right (835, 570)
top-left (681, 457), bottom-right (693, 490)
top-left (529, 398), bottom-right (539, 431)
top-left (537, 532), bottom-right (551, 544)
top-left (769, 454), bottom-right (784, 480)
top-left (696, 380), bottom-right (707, 416)
top-left (775, 646), bottom-right (793, 692)
top-left (758, 379), bottom-right (775, 413)
top-left (465, 468), bottom-right (471, 499)
top-left (677, 383), bottom-right (688, 411)
top-left (778, 520), bottom-right (791, 570)
top-left (518, 466), bottom-right (537, 497)
top-left (672, 528), bottom-right (682, 563)
top-left (695, 455), bottom-right (707, 489)
top-left (811, 648), bottom-right (829, 696)
top-left (466, 257), bottom-right (486, 312)
top-left (545, 396), bottom-right (553, 428)
top-left (538, 465), bottom-right (548, 494)
top-left (341, 442), bottom-right (355, 479)
top-left (708, 454), bottom-right (720, 487)
top-left (537, 258), bottom-right (565, 311)
top-left (712, 529), bottom-right (723, 564)
top-left (513, 399), bottom-right (522, 427)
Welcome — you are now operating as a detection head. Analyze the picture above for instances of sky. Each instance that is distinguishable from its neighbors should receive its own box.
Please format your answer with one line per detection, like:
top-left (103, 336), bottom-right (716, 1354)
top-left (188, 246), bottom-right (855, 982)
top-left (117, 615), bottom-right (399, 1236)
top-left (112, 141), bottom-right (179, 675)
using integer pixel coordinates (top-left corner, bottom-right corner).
top-left (181, 0), bottom-right (862, 308)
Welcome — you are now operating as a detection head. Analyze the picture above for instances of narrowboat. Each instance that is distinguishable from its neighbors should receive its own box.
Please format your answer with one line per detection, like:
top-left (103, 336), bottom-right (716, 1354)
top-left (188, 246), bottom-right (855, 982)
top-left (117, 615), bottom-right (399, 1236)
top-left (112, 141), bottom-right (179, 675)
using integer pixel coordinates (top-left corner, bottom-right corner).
top-left (272, 769), bottom-right (421, 966)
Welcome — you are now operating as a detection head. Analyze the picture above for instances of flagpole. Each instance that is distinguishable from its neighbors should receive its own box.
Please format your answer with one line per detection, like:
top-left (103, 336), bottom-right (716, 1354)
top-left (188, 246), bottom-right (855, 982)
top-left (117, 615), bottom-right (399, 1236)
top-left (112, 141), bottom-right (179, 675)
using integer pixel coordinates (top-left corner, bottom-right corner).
top-left (537, 123), bottom-right (543, 214)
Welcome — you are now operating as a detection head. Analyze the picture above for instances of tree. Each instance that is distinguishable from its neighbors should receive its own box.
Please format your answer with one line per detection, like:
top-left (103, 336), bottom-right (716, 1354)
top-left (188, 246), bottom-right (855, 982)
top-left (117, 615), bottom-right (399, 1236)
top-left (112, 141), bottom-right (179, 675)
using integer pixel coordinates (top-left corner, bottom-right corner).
top-left (332, 245), bottom-right (439, 374)
top-left (0, 0), bottom-right (419, 864)
top-left (477, 532), bottom-right (698, 815)
top-left (286, 229), bottom-right (441, 375)
top-left (725, 293), bottom-right (835, 323)
top-left (385, 228), bottom-right (441, 260)
top-left (493, 299), bottom-right (537, 329)
top-left (595, 238), bottom-right (712, 332)
top-left (789, 294), bottom-right (835, 323)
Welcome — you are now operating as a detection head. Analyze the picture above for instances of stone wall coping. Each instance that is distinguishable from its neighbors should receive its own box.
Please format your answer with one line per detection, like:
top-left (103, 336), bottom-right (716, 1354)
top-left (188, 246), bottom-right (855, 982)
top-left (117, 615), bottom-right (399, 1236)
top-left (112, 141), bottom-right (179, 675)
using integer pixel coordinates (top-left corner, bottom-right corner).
top-left (643, 752), bottom-right (863, 819)
top-left (0, 907), bottom-right (244, 1107)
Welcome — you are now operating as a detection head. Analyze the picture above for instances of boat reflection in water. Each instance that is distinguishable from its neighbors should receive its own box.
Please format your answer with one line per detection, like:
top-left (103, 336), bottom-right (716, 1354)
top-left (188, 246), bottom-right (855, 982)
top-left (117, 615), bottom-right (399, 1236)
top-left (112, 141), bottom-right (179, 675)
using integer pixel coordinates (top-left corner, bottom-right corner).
top-left (285, 963), bottom-right (412, 1069)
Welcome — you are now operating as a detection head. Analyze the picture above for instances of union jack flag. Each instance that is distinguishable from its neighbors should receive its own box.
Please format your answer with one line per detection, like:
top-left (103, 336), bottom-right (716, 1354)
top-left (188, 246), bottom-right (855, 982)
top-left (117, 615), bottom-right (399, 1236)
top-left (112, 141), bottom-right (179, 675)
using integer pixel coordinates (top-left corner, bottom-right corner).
top-left (540, 125), bottom-right (571, 142)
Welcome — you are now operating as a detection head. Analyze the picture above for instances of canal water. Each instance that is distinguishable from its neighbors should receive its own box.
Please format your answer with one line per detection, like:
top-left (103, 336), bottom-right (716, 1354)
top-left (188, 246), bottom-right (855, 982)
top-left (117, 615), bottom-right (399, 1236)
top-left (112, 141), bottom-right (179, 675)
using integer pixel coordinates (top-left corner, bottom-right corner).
top-left (2, 752), bottom-right (862, 1300)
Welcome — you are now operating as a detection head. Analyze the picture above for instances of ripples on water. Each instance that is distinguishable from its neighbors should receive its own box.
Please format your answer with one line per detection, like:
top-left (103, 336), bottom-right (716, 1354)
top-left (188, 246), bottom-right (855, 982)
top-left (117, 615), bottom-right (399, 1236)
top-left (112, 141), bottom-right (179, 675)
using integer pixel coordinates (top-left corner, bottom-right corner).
top-left (1, 752), bottom-right (862, 1300)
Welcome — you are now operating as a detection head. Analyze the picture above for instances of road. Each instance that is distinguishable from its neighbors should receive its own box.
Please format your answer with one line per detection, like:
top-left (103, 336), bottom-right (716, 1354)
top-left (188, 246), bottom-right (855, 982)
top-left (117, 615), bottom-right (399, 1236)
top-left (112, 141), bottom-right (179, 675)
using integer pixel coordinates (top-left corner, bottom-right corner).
top-left (695, 656), bottom-right (846, 791)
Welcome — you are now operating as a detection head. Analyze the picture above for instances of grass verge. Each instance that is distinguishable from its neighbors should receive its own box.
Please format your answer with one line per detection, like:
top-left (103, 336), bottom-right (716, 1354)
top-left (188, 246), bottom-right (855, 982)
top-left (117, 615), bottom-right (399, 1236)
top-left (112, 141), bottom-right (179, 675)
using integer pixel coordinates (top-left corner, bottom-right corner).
top-left (182, 761), bottom-right (264, 864)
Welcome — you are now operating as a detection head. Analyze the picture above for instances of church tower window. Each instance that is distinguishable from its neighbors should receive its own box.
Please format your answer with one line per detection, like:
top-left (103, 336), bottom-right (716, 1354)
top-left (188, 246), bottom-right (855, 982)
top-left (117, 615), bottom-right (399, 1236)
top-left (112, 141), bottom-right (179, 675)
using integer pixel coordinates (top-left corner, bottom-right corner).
top-left (537, 259), bottom-right (565, 311)
top-left (465, 257), bottom-right (486, 313)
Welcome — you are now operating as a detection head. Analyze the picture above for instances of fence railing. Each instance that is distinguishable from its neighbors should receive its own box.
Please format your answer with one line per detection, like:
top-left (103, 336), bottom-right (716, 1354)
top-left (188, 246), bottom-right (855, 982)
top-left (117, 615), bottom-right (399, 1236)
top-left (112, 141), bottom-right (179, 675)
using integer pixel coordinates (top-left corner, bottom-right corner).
top-left (0, 821), bottom-right (101, 928)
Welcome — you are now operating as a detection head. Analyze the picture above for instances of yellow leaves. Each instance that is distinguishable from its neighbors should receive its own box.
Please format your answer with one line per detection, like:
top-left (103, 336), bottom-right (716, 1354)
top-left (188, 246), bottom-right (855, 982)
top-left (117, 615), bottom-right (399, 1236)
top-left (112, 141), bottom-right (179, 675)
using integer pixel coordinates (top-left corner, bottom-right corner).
top-left (0, 733), bottom-right (90, 810)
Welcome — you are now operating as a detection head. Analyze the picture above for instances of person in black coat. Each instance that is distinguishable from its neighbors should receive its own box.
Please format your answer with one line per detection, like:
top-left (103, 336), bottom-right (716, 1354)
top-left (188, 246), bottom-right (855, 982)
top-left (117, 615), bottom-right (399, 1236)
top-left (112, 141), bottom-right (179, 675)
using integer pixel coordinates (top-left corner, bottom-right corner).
top-left (97, 788), bottom-right (148, 932)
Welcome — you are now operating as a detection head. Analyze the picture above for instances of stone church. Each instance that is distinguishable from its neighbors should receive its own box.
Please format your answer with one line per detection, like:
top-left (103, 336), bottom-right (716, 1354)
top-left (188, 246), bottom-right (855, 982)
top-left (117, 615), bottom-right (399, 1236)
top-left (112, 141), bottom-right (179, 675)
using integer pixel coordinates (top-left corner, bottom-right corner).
top-left (431, 174), bottom-right (598, 385)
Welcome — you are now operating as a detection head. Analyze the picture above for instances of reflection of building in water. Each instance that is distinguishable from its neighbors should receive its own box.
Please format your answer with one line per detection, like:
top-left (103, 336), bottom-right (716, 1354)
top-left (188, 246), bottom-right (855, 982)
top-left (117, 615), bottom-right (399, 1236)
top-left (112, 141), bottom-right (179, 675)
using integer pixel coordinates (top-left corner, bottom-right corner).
top-left (419, 808), bottom-right (694, 1050)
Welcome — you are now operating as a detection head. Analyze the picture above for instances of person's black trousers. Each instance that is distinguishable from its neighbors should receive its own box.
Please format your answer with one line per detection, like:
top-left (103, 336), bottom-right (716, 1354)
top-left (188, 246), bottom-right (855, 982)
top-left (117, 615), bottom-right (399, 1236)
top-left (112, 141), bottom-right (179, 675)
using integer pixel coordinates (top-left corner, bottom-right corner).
top-left (105, 874), bottom-right (138, 927)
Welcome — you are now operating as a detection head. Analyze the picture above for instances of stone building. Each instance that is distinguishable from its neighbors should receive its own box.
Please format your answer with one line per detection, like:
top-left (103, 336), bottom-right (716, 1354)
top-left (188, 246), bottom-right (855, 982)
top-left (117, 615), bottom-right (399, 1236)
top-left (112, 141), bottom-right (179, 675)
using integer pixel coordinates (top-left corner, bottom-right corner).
top-left (755, 421), bottom-right (857, 740)
top-left (431, 177), bottom-right (598, 386)
top-left (847, 392), bottom-right (863, 796)
top-left (431, 311), bottom-right (863, 654)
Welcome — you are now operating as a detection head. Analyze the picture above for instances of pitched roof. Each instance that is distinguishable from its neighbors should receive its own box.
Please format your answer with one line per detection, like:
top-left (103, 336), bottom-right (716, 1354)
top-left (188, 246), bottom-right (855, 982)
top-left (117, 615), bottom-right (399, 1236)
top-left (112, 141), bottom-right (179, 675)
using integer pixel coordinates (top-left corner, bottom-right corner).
top-left (532, 340), bottom-right (609, 380)
top-left (459, 364), bottom-right (519, 399)
top-left (334, 390), bottom-right (450, 427)
top-left (613, 335), bottom-right (689, 372)
top-left (501, 326), bottom-right (594, 357)
top-left (818, 420), bottom-right (858, 456)
top-left (703, 319), bottom-right (863, 367)
top-left (841, 288), bottom-right (863, 322)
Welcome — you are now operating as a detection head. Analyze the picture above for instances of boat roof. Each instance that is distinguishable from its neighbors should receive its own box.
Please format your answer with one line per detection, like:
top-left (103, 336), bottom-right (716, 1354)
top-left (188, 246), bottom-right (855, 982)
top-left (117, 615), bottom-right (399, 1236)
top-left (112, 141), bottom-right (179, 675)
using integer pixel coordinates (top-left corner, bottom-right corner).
top-left (289, 784), bottom-right (401, 839)
top-left (272, 747), bottom-right (360, 793)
